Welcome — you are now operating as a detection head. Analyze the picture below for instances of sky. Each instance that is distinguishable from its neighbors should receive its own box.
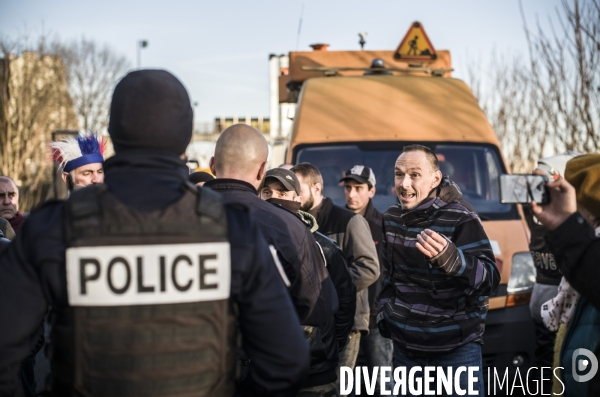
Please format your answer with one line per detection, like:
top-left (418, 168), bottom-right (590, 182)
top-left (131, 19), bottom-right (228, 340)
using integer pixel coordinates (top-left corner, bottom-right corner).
top-left (0, 0), bottom-right (564, 128)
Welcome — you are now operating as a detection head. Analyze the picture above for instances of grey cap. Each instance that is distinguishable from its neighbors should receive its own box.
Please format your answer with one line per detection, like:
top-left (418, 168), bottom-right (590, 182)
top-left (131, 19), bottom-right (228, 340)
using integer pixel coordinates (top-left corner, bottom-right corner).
top-left (340, 165), bottom-right (376, 188)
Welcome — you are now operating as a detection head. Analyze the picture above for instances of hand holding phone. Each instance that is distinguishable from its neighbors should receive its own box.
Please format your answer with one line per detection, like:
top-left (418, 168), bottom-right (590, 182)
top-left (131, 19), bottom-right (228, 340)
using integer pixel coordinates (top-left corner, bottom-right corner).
top-left (500, 174), bottom-right (549, 204)
top-left (531, 177), bottom-right (578, 230)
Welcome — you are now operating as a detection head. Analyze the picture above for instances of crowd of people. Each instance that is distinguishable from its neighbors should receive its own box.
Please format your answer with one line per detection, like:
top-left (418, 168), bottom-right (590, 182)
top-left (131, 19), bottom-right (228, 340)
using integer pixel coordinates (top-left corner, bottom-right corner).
top-left (0, 68), bottom-right (597, 397)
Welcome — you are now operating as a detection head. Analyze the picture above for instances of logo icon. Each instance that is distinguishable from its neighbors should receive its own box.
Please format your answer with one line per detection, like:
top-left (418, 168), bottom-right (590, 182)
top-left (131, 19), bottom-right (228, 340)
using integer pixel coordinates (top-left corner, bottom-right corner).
top-left (573, 348), bottom-right (598, 382)
top-left (350, 165), bottom-right (364, 176)
top-left (286, 175), bottom-right (293, 180)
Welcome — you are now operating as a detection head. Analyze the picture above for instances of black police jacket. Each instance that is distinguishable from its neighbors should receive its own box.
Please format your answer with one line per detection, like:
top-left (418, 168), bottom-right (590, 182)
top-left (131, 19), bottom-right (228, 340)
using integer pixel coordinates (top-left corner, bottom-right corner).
top-left (0, 151), bottom-right (309, 397)
top-left (204, 178), bottom-right (338, 328)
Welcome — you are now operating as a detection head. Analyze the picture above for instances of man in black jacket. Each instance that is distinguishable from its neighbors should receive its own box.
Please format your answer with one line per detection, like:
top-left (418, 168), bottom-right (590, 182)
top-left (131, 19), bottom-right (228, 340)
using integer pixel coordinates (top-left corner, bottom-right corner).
top-left (292, 163), bottom-right (379, 380)
top-left (206, 125), bottom-right (337, 329)
top-left (340, 165), bottom-right (392, 396)
top-left (0, 70), bottom-right (309, 397)
top-left (260, 168), bottom-right (356, 396)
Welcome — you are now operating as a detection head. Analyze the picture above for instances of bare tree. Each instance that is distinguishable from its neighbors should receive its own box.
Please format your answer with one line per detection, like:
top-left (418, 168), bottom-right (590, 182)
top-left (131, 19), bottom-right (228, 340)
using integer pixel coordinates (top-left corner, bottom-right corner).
top-left (467, 54), bottom-right (548, 173)
top-left (521, 0), bottom-right (599, 154)
top-left (470, 0), bottom-right (599, 172)
top-left (0, 32), bottom-right (79, 210)
top-left (56, 37), bottom-right (130, 133)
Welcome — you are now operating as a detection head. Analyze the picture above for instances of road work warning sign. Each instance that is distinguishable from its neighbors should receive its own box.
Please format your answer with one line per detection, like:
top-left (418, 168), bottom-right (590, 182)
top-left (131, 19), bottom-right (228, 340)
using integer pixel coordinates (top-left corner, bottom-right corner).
top-left (395, 21), bottom-right (437, 61)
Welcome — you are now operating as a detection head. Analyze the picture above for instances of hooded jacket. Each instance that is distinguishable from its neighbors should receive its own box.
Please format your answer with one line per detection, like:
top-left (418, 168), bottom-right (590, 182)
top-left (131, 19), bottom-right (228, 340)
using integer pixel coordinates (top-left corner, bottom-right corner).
top-left (297, 210), bottom-right (356, 387)
top-left (310, 198), bottom-right (379, 333)
top-left (297, 210), bottom-right (356, 348)
top-left (377, 178), bottom-right (499, 353)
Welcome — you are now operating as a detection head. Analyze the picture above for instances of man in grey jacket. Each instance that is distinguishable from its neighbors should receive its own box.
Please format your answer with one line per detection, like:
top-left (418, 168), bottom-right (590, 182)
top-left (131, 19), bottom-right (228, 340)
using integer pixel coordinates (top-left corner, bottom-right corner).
top-left (292, 163), bottom-right (379, 376)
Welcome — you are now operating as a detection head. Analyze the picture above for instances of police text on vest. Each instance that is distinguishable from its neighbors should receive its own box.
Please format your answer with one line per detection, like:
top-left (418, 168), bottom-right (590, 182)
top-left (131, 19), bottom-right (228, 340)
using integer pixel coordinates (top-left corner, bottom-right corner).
top-left (66, 243), bottom-right (230, 306)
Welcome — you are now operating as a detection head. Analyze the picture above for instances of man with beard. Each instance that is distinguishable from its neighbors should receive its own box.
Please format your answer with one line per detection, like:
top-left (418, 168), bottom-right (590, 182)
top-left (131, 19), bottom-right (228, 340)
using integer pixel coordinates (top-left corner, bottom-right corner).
top-left (377, 145), bottom-right (499, 396)
top-left (0, 177), bottom-right (25, 233)
top-left (260, 168), bottom-right (356, 396)
top-left (51, 131), bottom-right (106, 192)
top-left (292, 163), bottom-right (379, 381)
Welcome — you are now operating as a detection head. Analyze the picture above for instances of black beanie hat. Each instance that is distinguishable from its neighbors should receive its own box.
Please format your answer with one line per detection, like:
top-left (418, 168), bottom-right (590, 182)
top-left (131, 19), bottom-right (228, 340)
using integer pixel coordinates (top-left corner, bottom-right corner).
top-left (108, 69), bottom-right (193, 154)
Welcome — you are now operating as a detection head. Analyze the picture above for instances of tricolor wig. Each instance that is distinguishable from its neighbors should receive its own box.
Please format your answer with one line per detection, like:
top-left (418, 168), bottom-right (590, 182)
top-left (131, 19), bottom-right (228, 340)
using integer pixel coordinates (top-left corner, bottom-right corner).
top-left (51, 132), bottom-right (106, 173)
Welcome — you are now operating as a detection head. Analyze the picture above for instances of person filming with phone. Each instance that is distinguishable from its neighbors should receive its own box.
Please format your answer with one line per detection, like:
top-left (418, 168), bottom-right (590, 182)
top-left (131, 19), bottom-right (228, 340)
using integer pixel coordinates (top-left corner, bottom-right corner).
top-left (531, 153), bottom-right (600, 397)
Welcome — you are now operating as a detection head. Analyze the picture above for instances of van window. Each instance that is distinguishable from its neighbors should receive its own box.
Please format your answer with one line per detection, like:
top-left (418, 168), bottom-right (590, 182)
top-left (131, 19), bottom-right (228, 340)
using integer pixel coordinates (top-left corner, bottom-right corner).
top-left (295, 142), bottom-right (519, 220)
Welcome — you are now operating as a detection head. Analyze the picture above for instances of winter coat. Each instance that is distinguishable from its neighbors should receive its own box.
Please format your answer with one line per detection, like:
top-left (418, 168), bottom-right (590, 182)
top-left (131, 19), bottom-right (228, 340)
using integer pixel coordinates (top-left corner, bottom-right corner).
top-left (377, 178), bottom-right (499, 353)
top-left (204, 178), bottom-right (338, 328)
top-left (298, 210), bottom-right (356, 350)
top-left (292, 210), bottom-right (356, 387)
top-left (310, 197), bottom-right (379, 333)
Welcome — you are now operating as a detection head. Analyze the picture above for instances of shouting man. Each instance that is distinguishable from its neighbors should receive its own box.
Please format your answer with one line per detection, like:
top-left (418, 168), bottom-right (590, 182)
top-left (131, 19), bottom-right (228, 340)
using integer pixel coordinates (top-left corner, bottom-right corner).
top-left (377, 145), bottom-right (499, 396)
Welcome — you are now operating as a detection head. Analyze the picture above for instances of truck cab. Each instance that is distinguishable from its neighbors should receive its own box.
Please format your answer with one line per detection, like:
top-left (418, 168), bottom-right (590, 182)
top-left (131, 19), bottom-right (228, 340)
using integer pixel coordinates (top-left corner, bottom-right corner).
top-left (279, 27), bottom-right (537, 384)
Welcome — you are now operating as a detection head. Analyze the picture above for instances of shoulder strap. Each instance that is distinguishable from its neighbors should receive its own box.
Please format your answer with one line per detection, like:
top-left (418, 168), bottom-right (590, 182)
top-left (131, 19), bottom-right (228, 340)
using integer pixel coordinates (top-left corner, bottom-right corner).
top-left (68, 185), bottom-right (106, 218)
top-left (196, 185), bottom-right (226, 222)
top-left (65, 184), bottom-right (107, 244)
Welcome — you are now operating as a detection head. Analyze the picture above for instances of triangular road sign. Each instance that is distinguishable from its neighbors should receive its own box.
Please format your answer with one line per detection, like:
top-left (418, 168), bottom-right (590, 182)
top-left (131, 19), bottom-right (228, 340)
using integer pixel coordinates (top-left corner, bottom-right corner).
top-left (395, 21), bottom-right (437, 61)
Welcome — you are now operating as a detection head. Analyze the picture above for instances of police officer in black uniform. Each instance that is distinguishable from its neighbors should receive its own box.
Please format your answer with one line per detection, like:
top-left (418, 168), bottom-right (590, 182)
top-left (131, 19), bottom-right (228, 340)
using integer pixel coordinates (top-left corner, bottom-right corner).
top-left (0, 70), bottom-right (309, 397)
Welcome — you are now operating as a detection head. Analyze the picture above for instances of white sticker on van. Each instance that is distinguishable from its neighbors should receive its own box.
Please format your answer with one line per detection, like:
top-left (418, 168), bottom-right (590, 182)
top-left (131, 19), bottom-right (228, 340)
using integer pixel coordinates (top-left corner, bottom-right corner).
top-left (66, 243), bottom-right (230, 306)
top-left (489, 240), bottom-right (501, 256)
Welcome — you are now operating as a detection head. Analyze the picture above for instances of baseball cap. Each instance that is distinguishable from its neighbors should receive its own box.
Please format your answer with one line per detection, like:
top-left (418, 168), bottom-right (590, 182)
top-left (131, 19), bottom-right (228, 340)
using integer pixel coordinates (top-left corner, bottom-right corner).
top-left (265, 168), bottom-right (301, 195)
top-left (340, 165), bottom-right (376, 188)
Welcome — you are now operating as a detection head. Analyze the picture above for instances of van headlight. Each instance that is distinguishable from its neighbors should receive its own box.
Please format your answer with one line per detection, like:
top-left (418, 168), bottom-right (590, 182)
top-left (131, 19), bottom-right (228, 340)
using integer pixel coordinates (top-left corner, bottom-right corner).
top-left (507, 252), bottom-right (536, 295)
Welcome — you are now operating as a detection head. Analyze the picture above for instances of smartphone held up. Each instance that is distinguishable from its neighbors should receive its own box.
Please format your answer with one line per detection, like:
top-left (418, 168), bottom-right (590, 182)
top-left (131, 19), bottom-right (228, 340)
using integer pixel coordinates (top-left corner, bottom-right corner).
top-left (500, 174), bottom-right (550, 205)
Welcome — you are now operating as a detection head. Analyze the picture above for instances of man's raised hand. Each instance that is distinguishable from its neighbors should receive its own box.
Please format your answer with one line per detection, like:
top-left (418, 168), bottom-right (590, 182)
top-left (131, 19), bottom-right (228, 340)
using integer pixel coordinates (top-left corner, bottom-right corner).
top-left (416, 229), bottom-right (448, 258)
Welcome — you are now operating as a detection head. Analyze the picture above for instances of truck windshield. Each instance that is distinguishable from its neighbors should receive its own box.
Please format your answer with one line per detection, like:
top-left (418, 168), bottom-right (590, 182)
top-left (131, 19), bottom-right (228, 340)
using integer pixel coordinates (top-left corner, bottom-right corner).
top-left (295, 142), bottom-right (519, 220)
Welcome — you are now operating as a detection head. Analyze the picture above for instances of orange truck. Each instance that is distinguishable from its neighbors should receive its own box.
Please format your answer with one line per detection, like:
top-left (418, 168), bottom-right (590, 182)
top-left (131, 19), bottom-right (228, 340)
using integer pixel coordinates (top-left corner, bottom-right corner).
top-left (279, 23), bottom-right (537, 385)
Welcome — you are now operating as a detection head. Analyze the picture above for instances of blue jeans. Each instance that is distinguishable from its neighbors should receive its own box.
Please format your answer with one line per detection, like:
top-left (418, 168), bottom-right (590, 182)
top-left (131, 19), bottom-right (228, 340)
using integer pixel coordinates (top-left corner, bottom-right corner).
top-left (393, 342), bottom-right (484, 397)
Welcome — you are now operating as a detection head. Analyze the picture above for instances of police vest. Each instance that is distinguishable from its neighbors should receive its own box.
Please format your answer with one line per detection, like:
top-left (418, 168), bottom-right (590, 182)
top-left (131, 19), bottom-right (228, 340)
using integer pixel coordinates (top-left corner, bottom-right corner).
top-left (50, 184), bottom-right (236, 397)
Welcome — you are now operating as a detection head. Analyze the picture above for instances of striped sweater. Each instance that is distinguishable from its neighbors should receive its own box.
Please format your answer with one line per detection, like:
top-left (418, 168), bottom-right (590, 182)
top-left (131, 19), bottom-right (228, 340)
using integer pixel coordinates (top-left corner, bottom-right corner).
top-left (376, 180), bottom-right (499, 353)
